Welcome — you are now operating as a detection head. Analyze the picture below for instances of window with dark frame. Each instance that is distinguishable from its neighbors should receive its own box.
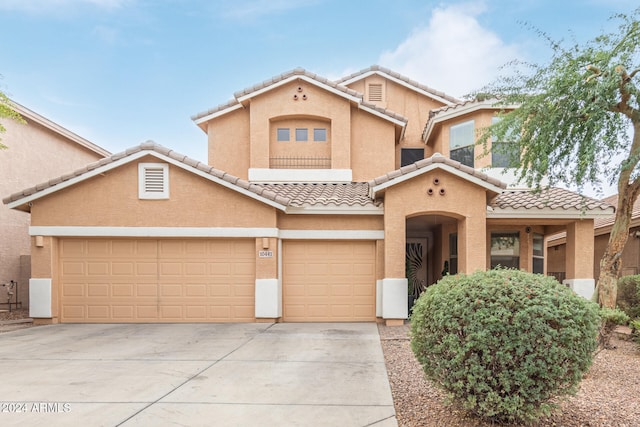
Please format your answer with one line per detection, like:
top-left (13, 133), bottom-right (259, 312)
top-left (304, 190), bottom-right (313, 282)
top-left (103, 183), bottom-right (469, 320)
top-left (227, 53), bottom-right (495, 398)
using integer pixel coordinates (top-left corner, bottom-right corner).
top-left (401, 148), bottom-right (424, 167)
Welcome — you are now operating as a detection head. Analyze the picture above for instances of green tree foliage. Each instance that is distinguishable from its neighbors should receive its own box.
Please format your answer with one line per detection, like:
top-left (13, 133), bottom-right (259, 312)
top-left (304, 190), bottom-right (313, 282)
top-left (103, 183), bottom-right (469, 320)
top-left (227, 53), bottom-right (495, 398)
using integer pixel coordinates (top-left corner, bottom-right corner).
top-left (0, 87), bottom-right (25, 149)
top-left (411, 269), bottom-right (600, 424)
top-left (476, 9), bottom-right (640, 308)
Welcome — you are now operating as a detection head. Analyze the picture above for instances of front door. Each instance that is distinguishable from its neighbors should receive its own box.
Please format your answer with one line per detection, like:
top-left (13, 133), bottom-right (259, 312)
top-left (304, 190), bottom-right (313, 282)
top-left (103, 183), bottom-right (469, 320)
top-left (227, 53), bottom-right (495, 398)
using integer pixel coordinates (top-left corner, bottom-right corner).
top-left (406, 238), bottom-right (428, 300)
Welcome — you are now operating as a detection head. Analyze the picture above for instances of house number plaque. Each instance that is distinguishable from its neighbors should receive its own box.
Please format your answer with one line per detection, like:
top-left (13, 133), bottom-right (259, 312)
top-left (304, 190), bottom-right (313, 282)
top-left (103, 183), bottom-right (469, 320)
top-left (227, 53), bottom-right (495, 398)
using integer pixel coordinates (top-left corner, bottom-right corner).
top-left (258, 250), bottom-right (273, 258)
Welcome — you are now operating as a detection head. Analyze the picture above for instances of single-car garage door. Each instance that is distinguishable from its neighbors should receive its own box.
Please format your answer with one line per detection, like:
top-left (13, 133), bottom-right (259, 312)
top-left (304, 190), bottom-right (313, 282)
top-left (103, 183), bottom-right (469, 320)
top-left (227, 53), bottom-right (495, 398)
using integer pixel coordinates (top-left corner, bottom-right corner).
top-left (283, 241), bottom-right (376, 322)
top-left (59, 238), bottom-right (255, 323)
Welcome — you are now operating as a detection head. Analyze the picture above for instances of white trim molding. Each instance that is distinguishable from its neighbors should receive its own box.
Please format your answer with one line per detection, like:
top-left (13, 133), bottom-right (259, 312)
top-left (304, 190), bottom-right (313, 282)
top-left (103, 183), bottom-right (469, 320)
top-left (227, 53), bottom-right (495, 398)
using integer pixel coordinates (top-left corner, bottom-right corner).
top-left (278, 229), bottom-right (384, 240)
top-left (29, 226), bottom-right (280, 238)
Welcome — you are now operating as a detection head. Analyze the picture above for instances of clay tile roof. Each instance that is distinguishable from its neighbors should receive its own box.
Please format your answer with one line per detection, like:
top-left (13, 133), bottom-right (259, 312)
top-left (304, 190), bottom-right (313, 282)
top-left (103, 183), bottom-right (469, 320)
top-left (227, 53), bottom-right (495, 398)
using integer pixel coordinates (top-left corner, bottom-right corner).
top-left (490, 187), bottom-right (613, 212)
top-left (2, 142), bottom-right (291, 208)
top-left (257, 182), bottom-right (380, 208)
top-left (335, 65), bottom-right (460, 104)
top-left (368, 153), bottom-right (508, 191)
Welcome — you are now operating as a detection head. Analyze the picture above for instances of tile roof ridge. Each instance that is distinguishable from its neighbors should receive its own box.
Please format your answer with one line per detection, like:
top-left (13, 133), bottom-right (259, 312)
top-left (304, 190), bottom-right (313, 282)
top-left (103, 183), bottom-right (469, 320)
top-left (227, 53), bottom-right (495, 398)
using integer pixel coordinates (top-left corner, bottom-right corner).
top-left (368, 153), bottom-right (507, 190)
top-left (335, 64), bottom-right (460, 104)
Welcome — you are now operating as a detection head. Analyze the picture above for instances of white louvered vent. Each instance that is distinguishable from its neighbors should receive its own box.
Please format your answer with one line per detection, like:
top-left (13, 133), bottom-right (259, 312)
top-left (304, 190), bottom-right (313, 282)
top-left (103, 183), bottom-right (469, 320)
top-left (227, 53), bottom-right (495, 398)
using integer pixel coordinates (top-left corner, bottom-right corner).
top-left (139, 163), bottom-right (169, 199)
top-left (368, 84), bottom-right (383, 102)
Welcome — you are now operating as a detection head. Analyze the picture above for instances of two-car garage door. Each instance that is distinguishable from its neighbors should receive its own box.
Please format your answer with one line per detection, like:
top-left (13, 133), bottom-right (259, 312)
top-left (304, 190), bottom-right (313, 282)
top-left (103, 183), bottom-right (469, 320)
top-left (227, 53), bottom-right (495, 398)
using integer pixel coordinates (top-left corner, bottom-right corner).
top-left (59, 238), bottom-right (255, 323)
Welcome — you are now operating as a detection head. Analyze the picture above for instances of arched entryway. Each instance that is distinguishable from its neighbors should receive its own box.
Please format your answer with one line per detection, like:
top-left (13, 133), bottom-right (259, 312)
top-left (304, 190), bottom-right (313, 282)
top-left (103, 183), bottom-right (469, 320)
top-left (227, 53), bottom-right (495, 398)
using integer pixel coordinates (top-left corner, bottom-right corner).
top-left (406, 214), bottom-right (458, 307)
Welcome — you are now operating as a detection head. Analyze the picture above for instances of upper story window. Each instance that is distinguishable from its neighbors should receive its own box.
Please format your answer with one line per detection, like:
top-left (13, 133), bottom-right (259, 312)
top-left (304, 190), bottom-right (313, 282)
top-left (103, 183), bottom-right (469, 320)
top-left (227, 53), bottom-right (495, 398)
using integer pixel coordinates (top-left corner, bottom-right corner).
top-left (277, 128), bottom-right (290, 142)
top-left (138, 163), bottom-right (169, 200)
top-left (401, 148), bottom-right (424, 167)
top-left (491, 117), bottom-right (519, 168)
top-left (449, 120), bottom-right (474, 167)
top-left (295, 128), bottom-right (308, 142)
top-left (313, 128), bottom-right (327, 142)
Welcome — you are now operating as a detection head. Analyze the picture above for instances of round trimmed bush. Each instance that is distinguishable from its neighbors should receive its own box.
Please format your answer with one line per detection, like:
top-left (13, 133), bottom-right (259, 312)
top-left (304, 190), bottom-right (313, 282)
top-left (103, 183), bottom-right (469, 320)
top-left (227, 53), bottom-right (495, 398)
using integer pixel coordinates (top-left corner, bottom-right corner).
top-left (411, 269), bottom-right (600, 424)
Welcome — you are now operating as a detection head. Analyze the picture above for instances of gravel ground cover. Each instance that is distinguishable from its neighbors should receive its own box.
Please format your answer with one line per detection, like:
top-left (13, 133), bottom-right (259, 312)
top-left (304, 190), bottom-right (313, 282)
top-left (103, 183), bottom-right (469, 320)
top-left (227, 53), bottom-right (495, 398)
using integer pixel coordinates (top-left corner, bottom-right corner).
top-left (378, 322), bottom-right (640, 427)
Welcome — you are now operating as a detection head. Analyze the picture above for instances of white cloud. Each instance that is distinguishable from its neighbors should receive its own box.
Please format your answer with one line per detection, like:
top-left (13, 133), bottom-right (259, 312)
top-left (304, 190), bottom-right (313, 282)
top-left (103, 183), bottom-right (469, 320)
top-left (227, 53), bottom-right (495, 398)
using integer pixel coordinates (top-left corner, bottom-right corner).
top-left (379, 1), bottom-right (523, 98)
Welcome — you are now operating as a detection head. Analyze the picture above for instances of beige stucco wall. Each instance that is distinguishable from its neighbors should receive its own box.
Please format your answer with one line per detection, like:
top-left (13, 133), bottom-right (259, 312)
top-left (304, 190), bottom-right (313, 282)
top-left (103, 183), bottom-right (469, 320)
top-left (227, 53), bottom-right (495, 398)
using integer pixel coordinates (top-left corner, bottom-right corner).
top-left (207, 108), bottom-right (251, 179)
top-left (345, 75), bottom-right (447, 151)
top-left (277, 213), bottom-right (383, 230)
top-left (249, 82), bottom-right (352, 170)
top-left (381, 169), bottom-right (489, 278)
top-left (350, 108), bottom-right (396, 181)
top-left (30, 157), bottom-right (277, 228)
top-left (0, 116), bottom-right (104, 306)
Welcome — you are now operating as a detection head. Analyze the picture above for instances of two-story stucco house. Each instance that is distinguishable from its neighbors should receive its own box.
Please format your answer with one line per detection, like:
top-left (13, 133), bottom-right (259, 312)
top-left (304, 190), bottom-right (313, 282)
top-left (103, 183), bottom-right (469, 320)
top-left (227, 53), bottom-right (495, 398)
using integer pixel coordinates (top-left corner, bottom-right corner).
top-left (3, 66), bottom-right (613, 325)
top-left (0, 101), bottom-right (110, 308)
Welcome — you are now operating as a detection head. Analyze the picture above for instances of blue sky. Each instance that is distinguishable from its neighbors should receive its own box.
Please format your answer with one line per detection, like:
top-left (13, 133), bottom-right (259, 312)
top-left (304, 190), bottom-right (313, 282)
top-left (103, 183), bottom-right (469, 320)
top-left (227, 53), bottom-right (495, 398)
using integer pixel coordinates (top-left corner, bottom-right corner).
top-left (0, 0), bottom-right (636, 195)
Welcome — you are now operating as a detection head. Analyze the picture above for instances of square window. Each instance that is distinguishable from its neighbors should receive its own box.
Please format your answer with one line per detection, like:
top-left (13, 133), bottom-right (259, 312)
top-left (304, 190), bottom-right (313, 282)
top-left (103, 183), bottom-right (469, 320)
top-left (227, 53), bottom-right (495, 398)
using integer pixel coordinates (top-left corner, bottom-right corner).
top-left (313, 128), bottom-right (327, 142)
top-left (277, 128), bottom-right (290, 142)
top-left (295, 128), bottom-right (308, 142)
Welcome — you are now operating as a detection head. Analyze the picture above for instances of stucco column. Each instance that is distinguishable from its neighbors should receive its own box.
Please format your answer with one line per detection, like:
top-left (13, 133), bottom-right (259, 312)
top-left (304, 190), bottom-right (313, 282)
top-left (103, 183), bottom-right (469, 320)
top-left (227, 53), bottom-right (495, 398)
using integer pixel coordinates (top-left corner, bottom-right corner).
top-left (458, 215), bottom-right (486, 273)
top-left (564, 219), bottom-right (595, 299)
top-left (30, 235), bottom-right (56, 323)
top-left (382, 206), bottom-right (408, 324)
top-left (254, 237), bottom-right (281, 320)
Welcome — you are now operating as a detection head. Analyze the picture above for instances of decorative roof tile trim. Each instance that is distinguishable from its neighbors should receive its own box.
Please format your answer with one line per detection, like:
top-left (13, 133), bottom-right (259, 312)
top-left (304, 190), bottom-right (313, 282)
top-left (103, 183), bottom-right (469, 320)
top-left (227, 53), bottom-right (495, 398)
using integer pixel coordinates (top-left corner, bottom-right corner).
top-left (191, 67), bottom-right (408, 128)
top-left (3, 142), bottom-right (291, 210)
top-left (489, 188), bottom-right (613, 212)
top-left (335, 65), bottom-right (460, 105)
top-left (368, 153), bottom-right (508, 193)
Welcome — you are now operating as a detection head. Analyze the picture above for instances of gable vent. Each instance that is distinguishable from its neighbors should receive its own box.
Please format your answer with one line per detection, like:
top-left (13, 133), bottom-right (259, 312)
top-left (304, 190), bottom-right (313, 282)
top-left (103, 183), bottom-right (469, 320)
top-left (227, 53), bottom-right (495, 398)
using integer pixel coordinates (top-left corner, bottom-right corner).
top-left (368, 84), bottom-right (383, 102)
top-left (139, 163), bottom-right (169, 199)
top-left (144, 167), bottom-right (165, 192)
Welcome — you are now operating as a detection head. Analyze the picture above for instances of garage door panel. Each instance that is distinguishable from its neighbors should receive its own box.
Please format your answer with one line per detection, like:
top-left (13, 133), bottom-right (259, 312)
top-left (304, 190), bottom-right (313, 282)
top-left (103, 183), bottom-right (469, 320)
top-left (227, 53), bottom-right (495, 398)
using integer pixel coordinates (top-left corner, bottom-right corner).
top-left (60, 238), bottom-right (255, 323)
top-left (283, 241), bottom-right (376, 322)
top-left (88, 283), bottom-right (109, 297)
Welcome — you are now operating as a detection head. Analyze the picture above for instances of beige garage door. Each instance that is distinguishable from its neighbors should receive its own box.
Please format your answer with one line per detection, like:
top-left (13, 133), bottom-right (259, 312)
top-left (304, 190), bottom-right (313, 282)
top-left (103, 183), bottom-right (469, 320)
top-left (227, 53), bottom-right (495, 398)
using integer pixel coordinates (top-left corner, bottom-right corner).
top-left (59, 238), bottom-right (255, 323)
top-left (283, 241), bottom-right (376, 322)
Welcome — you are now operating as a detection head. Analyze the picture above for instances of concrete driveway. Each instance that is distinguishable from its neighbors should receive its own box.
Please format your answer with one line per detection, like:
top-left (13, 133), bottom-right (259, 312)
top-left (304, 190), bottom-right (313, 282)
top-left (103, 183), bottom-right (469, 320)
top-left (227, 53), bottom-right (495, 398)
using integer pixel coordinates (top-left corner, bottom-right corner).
top-left (0, 322), bottom-right (397, 427)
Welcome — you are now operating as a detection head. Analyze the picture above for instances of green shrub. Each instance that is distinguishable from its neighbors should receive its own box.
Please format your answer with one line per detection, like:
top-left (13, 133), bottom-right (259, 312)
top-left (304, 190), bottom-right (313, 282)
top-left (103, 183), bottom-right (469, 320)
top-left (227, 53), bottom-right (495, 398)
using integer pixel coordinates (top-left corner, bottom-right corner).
top-left (617, 275), bottom-right (640, 318)
top-left (410, 269), bottom-right (600, 424)
top-left (597, 307), bottom-right (630, 349)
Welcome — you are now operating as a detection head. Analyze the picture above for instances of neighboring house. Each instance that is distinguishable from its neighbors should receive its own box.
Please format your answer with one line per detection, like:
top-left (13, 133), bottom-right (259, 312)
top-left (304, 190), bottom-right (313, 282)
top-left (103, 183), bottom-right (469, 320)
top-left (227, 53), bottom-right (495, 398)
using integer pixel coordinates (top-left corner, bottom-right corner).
top-left (548, 194), bottom-right (638, 281)
top-left (0, 101), bottom-right (110, 308)
top-left (3, 66), bottom-right (613, 325)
